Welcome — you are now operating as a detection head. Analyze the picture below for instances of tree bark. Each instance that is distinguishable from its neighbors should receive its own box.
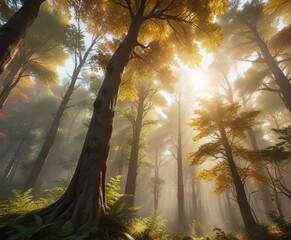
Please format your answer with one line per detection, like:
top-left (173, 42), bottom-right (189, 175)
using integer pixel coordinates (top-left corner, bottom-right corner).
top-left (251, 26), bottom-right (291, 112)
top-left (124, 90), bottom-right (144, 207)
top-left (25, 37), bottom-right (97, 190)
top-left (36, 17), bottom-right (143, 228)
top-left (0, 0), bottom-right (45, 75)
top-left (219, 126), bottom-right (258, 234)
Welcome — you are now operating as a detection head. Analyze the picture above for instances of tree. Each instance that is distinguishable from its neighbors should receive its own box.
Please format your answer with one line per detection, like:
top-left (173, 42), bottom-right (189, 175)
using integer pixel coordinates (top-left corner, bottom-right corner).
top-left (0, 2), bottom-right (68, 110)
top-left (163, 80), bottom-right (199, 227)
top-left (262, 126), bottom-right (291, 203)
top-left (35, 0), bottom-right (225, 230)
top-left (0, 85), bottom-right (61, 187)
top-left (222, 0), bottom-right (291, 111)
top-left (166, 89), bottom-right (187, 226)
top-left (123, 81), bottom-right (161, 207)
top-left (263, 0), bottom-right (291, 25)
top-left (209, 56), bottom-right (276, 219)
top-left (176, 92), bottom-right (186, 225)
top-left (122, 40), bottom-right (175, 207)
top-left (0, 0), bottom-right (46, 74)
top-left (148, 125), bottom-right (168, 211)
top-left (0, 121), bottom-right (34, 185)
top-left (187, 97), bottom-right (261, 234)
top-left (25, 22), bottom-right (101, 191)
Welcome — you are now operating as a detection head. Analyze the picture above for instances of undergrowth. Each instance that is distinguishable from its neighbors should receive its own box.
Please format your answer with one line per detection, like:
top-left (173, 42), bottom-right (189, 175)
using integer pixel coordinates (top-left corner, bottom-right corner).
top-left (0, 177), bottom-right (291, 240)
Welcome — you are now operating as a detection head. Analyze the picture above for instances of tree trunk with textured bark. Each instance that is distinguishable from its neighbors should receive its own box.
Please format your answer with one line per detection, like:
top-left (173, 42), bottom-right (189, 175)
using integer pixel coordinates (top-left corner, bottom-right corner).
top-left (36, 17), bottom-right (142, 228)
top-left (0, 0), bottom-right (45, 75)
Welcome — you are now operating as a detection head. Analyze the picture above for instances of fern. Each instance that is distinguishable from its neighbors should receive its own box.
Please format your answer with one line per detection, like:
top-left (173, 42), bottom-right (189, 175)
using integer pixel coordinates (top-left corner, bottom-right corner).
top-left (96, 176), bottom-right (137, 239)
top-left (212, 227), bottom-right (238, 240)
top-left (6, 215), bottom-right (56, 240)
top-left (269, 214), bottom-right (291, 240)
top-left (133, 211), bottom-right (168, 240)
top-left (0, 187), bottom-right (66, 226)
top-left (0, 189), bottom-right (43, 225)
top-left (106, 175), bottom-right (123, 208)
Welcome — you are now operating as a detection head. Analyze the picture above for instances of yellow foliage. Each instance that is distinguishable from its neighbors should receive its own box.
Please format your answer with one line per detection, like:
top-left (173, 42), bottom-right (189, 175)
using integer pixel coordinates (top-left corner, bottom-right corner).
top-left (68, 0), bottom-right (226, 78)
top-left (194, 168), bottom-right (215, 182)
top-left (119, 78), bottom-right (138, 101)
top-left (248, 169), bottom-right (270, 185)
top-left (194, 161), bottom-right (232, 194)
top-left (188, 98), bottom-right (265, 195)
top-left (263, 0), bottom-right (291, 24)
top-left (212, 173), bottom-right (232, 194)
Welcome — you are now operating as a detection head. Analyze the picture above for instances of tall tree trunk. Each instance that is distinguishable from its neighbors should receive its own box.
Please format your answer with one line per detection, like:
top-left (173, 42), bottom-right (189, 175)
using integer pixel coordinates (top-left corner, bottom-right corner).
top-left (246, 128), bottom-right (275, 218)
top-left (153, 152), bottom-right (159, 211)
top-left (177, 98), bottom-right (185, 223)
top-left (219, 126), bottom-right (258, 234)
top-left (36, 17), bottom-right (142, 227)
top-left (265, 166), bottom-right (284, 218)
top-left (0, 66), bottom-right (25, 109)
top-left (250, 26), bottom-right (291, 112)
top-left (0, 0), bottom-right (45, 74)
top-left (25, 36), bottom-right (96, 190)
top-left (225, 191), bottom-right (240, 231)
top-left (1, 121), bottom-right (34, 184)
top-left (1, 140), bottom-right (24, 184)
top-left (124, 91), bottom-right (144, 207)
top-left (242, 97), bottom-right (275, 218)
top-left (217, 193), bottom-right (227, 222)
top-left (191, 176), bottom-right (198, 218)
top-left (273, 189), bottom-right (284, 218)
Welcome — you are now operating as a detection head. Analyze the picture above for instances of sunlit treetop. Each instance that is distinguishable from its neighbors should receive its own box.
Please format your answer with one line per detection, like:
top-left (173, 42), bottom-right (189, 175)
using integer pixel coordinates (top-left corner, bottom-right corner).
top-left (58, 0), bottom-right (226, 68)
top-left (263, 0), bottom-right (291, 24)
top-left (88, 35), bottom-right (175, 101)
top-left (187, 97), bottom-right (267, 194)
top-left (118, 40), bottom-right (177, 100)
top-left (188, 97), bottom-right (260, 142)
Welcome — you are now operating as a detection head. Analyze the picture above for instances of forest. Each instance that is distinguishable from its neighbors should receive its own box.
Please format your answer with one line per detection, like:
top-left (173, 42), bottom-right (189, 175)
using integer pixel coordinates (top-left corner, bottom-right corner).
top-left (0, 0), bottom-right (291, 239)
